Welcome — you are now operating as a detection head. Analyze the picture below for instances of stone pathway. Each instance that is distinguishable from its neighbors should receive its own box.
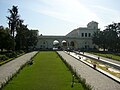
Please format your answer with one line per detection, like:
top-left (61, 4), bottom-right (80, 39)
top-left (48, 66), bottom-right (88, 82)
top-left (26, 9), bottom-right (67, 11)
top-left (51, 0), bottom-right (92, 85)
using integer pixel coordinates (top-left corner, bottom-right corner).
top-left (57, 51), bottom-right (120, 90)
top-left (0, 51), bottom-right (38, 88)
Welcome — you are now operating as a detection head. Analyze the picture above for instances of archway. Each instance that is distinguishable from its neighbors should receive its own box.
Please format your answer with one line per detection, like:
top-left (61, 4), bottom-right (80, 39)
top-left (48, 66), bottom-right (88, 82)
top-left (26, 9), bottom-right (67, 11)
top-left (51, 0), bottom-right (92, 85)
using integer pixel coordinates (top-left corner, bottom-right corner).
top-left (53, 40), bottom-right (60, 50)
top-left (61, 40), bottom-right (68, 50)
top-left (70, 41), bottom-right (75, 47)
top-left (70, 41), bottom-right (78, 50)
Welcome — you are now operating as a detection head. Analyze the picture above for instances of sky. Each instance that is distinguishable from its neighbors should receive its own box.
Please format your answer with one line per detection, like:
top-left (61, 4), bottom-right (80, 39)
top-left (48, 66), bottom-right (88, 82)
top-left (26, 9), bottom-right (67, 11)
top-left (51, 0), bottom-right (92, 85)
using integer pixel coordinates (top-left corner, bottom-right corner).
top-left (0, 0), bottom-right (120, 35)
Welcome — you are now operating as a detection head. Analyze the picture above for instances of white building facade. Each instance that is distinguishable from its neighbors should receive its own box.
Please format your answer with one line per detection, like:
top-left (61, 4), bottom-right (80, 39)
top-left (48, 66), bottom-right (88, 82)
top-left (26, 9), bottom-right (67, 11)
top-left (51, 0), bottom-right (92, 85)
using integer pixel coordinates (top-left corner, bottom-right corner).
top-left (36, 21), bottom-right (99, 50)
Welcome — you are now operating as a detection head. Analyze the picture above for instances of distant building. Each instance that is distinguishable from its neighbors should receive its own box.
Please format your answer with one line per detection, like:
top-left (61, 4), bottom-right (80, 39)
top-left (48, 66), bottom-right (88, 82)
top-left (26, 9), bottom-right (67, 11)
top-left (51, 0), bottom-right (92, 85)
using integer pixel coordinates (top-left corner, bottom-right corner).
top-left (36, 21), bottom-right (99, 50)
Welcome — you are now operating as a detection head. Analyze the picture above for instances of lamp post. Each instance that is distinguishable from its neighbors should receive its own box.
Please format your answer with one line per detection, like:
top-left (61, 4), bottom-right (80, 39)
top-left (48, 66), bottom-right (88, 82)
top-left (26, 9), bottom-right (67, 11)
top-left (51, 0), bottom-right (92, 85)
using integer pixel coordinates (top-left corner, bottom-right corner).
top-left (71, 75), bottom-right (75, 87)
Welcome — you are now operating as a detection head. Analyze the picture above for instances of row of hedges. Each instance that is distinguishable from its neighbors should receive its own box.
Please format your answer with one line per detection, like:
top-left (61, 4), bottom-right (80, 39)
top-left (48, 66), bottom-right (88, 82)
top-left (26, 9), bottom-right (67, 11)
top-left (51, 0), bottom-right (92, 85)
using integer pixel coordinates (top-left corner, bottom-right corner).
top-left (0, 50), bottom-right (24, 61)
top-left (0, 55), bottom-right (8, 61)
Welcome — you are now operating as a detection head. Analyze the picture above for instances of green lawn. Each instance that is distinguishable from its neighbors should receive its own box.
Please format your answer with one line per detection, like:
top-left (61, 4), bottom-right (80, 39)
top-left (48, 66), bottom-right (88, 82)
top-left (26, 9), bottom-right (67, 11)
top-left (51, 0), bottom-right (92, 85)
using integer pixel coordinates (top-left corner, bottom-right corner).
top-left (89, 52), bottom-right (120, 61)
top-left (3, 51), bottom-right (83, 90)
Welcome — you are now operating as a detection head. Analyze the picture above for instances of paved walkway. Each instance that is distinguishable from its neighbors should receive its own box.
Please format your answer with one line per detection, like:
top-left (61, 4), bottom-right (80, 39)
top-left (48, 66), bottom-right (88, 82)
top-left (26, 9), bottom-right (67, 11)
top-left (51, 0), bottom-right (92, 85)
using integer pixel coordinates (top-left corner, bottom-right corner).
top-left (0, 51), bottom-right (38, 88)
top-left (57, 51), bottom-right (120, 90)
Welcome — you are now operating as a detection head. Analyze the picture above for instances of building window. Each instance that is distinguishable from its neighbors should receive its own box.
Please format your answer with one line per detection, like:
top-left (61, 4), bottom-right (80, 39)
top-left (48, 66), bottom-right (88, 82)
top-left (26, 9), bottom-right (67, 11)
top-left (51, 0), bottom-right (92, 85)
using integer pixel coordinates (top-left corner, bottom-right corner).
top-left (89, 33), bottom-right (91, 37)
top-left (85, 33), bottom-right (87, 37)
top-left (81, 33), bottom-right (84, 37)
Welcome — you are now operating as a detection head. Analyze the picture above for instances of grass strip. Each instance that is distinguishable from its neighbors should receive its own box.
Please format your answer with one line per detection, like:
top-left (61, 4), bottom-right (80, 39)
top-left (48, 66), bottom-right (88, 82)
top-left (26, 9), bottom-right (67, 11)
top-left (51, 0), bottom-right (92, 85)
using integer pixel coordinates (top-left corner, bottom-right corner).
top-left (88, 52), bottom-right (120, 62)
top-left (3, 51), bottom-right (83, 90)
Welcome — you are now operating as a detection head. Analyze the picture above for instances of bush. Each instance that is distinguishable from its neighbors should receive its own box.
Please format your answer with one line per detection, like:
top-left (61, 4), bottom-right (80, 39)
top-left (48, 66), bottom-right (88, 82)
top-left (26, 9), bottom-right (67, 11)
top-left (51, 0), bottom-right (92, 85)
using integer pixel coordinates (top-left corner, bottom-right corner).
top-left (5, 53), bottom-right (13, 58)
top-left (5, 52), bottom-right (17, 58)
top-left (0, 55), bottom-right (8, 61)
top-left (11, 52), bottom-right (17, 57)
top-left (16, 51), bottom-right (19, 55)
top-left (18, 50), bottom-right (24, 54)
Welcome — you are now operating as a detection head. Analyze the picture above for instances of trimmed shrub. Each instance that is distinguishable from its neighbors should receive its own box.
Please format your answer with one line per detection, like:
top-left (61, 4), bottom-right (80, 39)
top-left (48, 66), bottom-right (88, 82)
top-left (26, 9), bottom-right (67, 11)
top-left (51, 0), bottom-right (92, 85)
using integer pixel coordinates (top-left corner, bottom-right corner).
top-left (11, 52), bottom-right (17, 58)
top-left (5, 53), bottom-right (13, 58)
top-left (0, 55), bottom-right (8, 61)
top-left (18, 50), bottom-right (24, 54)
top-left (16, 51), bottom-right (20, 55)
top-left (5, 52), bottom-right (17, 58)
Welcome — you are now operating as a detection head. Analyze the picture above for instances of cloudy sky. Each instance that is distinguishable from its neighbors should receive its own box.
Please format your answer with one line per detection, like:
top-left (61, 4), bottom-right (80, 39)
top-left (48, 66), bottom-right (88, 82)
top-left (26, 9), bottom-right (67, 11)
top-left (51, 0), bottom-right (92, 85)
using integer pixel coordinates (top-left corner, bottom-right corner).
top-left (0, 0), bottom-right (120, 35)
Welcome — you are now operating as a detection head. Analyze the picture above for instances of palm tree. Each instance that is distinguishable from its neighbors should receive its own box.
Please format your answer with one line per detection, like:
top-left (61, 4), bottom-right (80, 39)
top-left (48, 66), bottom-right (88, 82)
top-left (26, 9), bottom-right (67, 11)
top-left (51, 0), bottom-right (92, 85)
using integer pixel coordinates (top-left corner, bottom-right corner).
top-left (7, 5), bottom-right (20, 50)
top-left (7, 5), bottom-right (19, 38)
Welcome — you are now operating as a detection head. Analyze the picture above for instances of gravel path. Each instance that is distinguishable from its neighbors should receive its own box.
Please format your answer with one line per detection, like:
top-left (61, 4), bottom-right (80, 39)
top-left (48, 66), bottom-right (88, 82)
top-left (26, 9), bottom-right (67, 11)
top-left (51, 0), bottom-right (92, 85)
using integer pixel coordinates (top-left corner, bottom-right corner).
top-left (57, 51), bottom-right (120, 90)
top-left (0, 51), bottom-right (38, 88)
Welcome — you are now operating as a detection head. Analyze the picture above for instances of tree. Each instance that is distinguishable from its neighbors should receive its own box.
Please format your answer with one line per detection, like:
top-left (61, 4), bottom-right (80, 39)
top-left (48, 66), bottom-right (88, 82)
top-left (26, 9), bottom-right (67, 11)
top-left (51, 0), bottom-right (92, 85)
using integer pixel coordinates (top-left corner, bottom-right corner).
top-left (7, 5), bottom-right (20, 38)
top-left (15, 23), bottom-right (38, 51)
top-left (92, 31), bottom-right (100, 47)
top-left (0, 26), bottom-right (5, 51)
top-left (7, 5), bottom-right (20, 50)
top-left (92, 31), bottom-right (107, 51)
top-left (27, 30), bottom-right (38, 50)
top-left (6, 5), bottom-right (38, 51)
top-left (0, 26), bottom-right (14, 51)
top-left (104, 23), bottom-right (119, 51)
top-left (15, 24), bottom-right (29, 50)
top-left (92, 22), bottom-right (120, 52)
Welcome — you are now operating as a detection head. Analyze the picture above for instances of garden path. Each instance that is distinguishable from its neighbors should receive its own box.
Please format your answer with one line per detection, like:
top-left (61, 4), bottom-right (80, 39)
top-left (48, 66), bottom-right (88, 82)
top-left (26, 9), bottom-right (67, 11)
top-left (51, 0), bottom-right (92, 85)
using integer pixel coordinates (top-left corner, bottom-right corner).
top-left (0, 51), bottom-right (37, 88)
top-left (57, 51), bottom-right (120, 90)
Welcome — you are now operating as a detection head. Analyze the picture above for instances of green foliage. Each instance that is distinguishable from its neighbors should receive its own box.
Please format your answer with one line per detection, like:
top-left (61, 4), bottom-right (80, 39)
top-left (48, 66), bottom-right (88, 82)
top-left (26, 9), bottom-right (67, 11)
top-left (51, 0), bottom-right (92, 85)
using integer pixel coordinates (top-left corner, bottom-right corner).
top-left (0, 26), bottom-right (14, 51)
top-left (27, 30), bottom-right (38, 49)
top-left (5, 52), bottom-right (17, 58)
top-left (15, 27), bottom-right (38, 51)
top-left (0, 6), bottom-right (38, 51)
top-left (11, 52), bottom-right (17, 57)
top-left (90, 52), bottom-right (120, 61)
top-left (15, 24), bottom-right (29, 50)
top-left (5, 53), bottom-right (13, 58)
top-left (18, 50), bottom-right (24, 53)
top-left (7, 5), bottom-right (19, 37)
top-left (0, 55), bottom-right (8, 61)
top-left (0, 51), bottom-right (25, 66)
top-left (92, 22), bottom-right (120, 52)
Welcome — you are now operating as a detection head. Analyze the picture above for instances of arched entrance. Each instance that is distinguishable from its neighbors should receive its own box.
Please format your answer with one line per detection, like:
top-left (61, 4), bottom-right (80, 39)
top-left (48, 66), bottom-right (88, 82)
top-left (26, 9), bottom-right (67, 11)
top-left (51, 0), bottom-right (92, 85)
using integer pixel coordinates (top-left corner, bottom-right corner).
top-left (70, 41), bottom-right (75, 50)
top-left (53, 40), bottom-right (61, 50)
top-left (70, 40), bottom-right (78, 50)
top-left (61, 40), bottom-right (68, 50)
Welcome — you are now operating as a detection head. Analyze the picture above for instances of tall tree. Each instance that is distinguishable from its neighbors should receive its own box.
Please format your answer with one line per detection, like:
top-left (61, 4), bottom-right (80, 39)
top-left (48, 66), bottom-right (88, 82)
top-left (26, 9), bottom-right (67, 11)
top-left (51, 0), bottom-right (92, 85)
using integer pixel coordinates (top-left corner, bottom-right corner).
top-left (0, 26), bottom-right (14, 51)
top-left (104, 23), bottom-right (119, 51)
top-left (15, 24), bottom-right (29, 50)
top-left (92, 31), bottom-right (107, 51)
top-left (92, 22), bottom-right (120, 52)
top-left (7, 5), bottom-right (19, 38)
top-left (6, 5), bottom-right (38, 51)
top-left (27, 30), bottom-right (38, 50)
